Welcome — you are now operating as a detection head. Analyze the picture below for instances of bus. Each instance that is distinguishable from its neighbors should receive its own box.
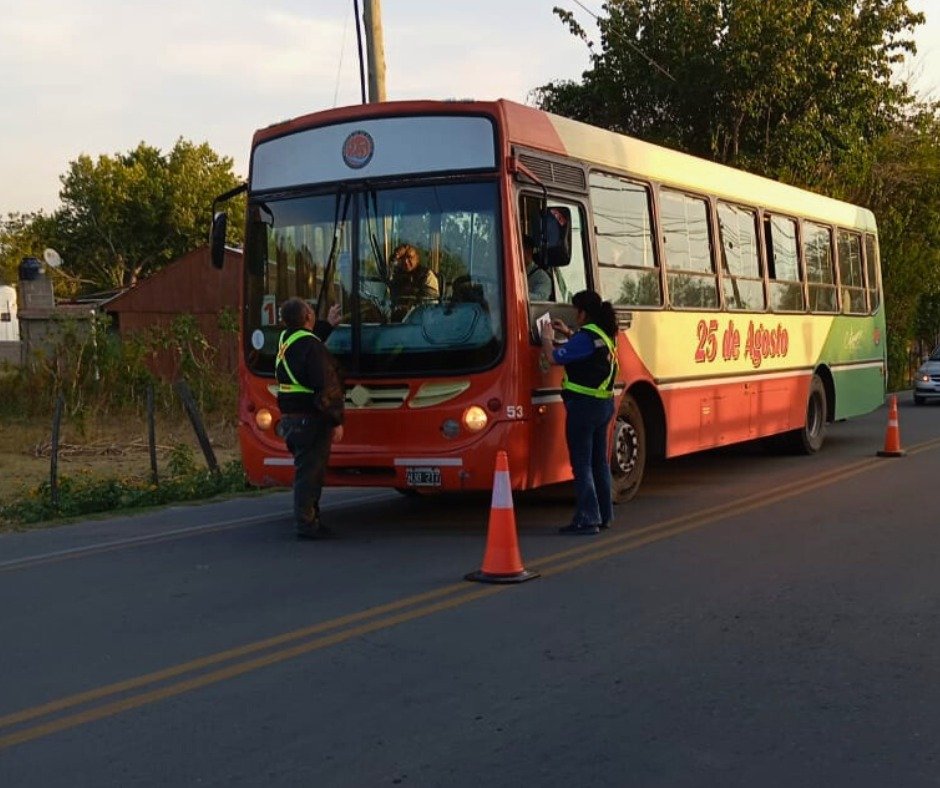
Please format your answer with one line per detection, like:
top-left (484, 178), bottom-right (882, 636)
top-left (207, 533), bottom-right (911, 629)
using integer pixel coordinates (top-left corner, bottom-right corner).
top-left (210, 98), bottom-right (885, 502)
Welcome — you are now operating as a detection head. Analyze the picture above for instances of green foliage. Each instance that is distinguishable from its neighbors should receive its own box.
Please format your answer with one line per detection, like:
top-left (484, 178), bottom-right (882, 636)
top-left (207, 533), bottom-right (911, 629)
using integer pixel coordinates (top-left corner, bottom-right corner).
top-left (218, 306), bottom-right (239, 335)
top-left (538, 0), bottom-right (923, 179)
top-left (537, 0), bottom-right (938, 384)
top-left (914, 291), bottom-right (940, 350)
top-left (1, 139), bottom-right (245, 295)
top-left (831, 107), bottom-right (940, 387)
top-left (167, 442), bottom-right (198, 478)
top-left (0, 312), bottom-right (236, 420)
top-left (0, 308), bottom-right (243, 529)
top-left (0, 212), bottom-right (66, 291)
top-left (140, 313), bottom-right (237, 413)
top-left (0, 460), bottom-right (248, 528)
top-left (55, 139), bottom-right (245, 289)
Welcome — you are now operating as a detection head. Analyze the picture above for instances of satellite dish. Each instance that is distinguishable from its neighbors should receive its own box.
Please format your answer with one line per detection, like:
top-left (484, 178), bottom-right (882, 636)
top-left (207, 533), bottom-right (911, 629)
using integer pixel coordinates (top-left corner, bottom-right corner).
top-left (43, 248), bottom-right (62, 269)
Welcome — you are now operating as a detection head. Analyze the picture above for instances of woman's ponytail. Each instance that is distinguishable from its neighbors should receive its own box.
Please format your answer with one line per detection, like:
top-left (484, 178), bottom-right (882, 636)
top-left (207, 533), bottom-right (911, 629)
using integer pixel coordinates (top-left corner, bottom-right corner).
top-left (572, 290), bottom-right (618, 339)
top-left (597, 301), bottom-right (617, 339)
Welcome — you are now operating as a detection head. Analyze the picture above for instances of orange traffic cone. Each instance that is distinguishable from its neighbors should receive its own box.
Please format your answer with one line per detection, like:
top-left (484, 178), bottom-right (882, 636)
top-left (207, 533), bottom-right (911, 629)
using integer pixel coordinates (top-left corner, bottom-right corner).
top-left (877, 394), bottom-right (906, 457)
top-left (465, 451), bottom-right (539, 584)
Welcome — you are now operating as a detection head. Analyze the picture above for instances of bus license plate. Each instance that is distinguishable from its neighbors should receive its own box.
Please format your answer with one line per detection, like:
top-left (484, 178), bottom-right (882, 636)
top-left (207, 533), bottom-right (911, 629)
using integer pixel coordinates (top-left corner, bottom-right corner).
top-left (406, 467), bottom-right (441, 487)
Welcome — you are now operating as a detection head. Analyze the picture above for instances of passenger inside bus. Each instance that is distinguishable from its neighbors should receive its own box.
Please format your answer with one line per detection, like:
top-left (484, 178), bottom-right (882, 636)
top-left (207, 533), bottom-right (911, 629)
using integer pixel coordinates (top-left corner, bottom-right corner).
top-left (450, 275), bottom-right (488, 309)
top-left (524, 235), bottom-right (553, 301)
top-left (389, 243), bottom-right (440, 320)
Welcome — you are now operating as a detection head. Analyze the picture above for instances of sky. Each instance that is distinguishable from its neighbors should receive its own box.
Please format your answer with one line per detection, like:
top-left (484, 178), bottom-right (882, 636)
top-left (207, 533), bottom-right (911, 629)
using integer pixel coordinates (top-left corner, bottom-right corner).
top-left (1, 0), bottom-right (938, 217)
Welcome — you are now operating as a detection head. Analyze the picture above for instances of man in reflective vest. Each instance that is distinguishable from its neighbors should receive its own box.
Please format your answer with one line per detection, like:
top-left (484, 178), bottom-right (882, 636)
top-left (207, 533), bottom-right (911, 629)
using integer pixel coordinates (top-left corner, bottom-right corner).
top-left (276, 298), bottom-right (344, 539)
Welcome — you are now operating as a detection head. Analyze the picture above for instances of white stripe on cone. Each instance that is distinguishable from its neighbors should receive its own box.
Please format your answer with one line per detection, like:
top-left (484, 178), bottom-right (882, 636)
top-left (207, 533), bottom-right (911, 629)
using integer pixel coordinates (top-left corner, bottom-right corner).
top-left (491, 469), bottom-right (513, 510)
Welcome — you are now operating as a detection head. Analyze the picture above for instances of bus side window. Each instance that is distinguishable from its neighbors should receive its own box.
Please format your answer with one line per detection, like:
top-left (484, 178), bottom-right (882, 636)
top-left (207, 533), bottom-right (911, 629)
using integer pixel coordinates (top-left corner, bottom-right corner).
top-left (519, 195), bottom-right (555, 303)
top-left (764, 214), bottom-right (804, 312)
top-left (589, 171), bottom-right (661, 307)
top-left (518, 195), bottom-right (589, 304)
top-left (803, 221), bottom-right (838, 314)
top-left (836, 229), bottom-right (867, 315)
top-left (864, 234), bottom-right (881, 313)
top-left (717, 201), bottom-right (764, 311)
top-left (660, 189), bottom-right (718, 309)
top-left (552, 201), bottom-right (589, 302)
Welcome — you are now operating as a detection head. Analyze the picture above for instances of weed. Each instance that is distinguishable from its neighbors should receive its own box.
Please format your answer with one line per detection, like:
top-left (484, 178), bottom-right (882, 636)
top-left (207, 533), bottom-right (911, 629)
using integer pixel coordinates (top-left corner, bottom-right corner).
top-left (0, 312), bottom-right (245, 527)
top-left (167, 443), bottom-right (198, 477)
top-left (0, 460), bottom-right (250, 528)
top-left (0, 311), bottom-right (237, 420)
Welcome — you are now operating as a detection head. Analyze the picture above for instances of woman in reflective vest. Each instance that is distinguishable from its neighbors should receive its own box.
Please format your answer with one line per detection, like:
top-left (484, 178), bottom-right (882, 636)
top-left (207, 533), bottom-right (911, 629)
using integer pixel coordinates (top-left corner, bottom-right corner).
top-left (540, 290), bottom-right (619, 535)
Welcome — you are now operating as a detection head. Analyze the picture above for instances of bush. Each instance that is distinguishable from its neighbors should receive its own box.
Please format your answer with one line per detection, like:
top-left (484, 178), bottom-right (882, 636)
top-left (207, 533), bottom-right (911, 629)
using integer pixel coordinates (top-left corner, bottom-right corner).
top-left (0, 460), bottom-right (249, 527)
top-left (0, 309), bottom-right (245, 528)
top-left (0, 311), bottom-right (237, 421)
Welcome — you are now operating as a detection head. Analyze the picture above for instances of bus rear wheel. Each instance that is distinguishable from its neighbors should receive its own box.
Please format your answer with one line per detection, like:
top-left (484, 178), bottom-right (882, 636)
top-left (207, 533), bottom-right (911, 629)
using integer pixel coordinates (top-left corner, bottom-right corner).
top-left (786, 374), bottom-right (828, 454)
top-left (610, 394), bottom-right (646, 503)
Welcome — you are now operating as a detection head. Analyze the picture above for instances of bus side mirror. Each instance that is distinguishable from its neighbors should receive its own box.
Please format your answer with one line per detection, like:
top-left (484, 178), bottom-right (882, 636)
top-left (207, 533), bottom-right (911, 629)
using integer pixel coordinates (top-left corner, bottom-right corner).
top-left (210, 212), bottom-right (228, 270)
top-left (538, 206), bottom-right (572, 268)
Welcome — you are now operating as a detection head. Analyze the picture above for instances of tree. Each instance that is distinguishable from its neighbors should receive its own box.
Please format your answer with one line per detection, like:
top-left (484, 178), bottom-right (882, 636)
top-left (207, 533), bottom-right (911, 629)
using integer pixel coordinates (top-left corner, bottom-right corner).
top-left (0, 211), bottom-right (61, 288)
top-left (56, 139), bottom-right (245, 289)
top-left (536, 0), bottom-right (938, 387)
top-left (837, 107), bottom-right (940, 386)
top-left (537, 0), bottom-right (924, 181)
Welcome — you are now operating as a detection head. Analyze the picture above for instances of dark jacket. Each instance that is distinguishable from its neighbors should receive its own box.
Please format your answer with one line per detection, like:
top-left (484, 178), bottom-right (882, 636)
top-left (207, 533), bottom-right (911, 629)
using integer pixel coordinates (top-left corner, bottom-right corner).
top-left (390, 266), bottom-right (439, 306)
top-left (276, 323), bottom-right (344, 426)
top-left (557, 328), bottom-right (616, 400)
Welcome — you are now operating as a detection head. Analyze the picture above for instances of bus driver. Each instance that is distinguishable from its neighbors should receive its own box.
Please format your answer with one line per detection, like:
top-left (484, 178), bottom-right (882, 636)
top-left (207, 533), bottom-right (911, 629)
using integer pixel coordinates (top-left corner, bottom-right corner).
top-left (389, 244), bottom-right (439, 319)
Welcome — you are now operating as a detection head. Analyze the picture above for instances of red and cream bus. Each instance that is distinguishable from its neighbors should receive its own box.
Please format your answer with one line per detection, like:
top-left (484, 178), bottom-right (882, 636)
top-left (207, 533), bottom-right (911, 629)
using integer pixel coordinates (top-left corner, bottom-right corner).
top-left (210, 99), bottom-right (885, 501)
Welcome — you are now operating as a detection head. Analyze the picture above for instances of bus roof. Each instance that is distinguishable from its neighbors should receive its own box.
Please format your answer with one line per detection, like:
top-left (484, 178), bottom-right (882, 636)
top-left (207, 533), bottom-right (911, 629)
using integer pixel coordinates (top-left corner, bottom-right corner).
top-left (254, 98), bottom-right (876, 233)
top-left (548, 113), bottom-right (875, 232)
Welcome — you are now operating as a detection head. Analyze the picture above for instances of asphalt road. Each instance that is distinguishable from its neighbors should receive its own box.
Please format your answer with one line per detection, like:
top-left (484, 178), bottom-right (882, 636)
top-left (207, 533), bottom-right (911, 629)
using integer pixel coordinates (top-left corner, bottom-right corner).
top-left (2, 396), bottom-right (940, 787)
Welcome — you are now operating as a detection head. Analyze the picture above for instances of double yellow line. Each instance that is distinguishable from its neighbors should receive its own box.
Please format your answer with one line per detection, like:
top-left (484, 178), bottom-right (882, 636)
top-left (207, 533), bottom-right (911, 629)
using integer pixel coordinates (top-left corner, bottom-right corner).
top-left (3, 440), bottom-right (937, 750)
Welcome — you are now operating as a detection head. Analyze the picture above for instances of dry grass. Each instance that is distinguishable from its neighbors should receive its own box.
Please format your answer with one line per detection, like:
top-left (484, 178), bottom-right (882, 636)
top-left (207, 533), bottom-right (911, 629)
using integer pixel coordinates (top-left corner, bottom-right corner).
top-left (0, 413), bottom-right (240, 506)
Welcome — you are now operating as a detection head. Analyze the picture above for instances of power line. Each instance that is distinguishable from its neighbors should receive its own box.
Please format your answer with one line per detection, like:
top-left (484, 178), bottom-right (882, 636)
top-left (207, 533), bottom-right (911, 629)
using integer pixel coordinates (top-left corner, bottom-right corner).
top-left (333, 2), bottom-right (351, 107)
top-left (566, 0), bottom-right (676, 82)
top-left (353, 0), bottom-right (367, 104)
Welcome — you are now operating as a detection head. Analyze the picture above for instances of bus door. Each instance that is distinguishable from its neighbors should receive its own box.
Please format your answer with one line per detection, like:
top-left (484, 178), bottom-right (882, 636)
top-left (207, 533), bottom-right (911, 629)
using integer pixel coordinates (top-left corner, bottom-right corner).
top-left (518, 191), bottom-right (593, 486)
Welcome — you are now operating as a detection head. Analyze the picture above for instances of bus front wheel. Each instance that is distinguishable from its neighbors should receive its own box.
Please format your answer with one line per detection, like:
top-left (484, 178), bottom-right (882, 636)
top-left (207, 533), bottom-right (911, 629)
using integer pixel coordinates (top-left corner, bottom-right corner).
top-left (610, 394), bottom-right (646, 503)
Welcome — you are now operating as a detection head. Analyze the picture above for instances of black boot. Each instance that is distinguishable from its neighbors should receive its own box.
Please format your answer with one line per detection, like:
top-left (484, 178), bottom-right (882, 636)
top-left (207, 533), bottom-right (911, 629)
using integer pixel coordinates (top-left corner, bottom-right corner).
top-left (297, 512), bottom-right (337, 540)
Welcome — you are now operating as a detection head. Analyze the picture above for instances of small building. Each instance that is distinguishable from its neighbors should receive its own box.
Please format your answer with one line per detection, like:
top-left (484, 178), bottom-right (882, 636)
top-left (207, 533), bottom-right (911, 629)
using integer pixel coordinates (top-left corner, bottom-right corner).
top-left (0, 285), bottom-right (17, 340)
top-left (104, 246), bottom-right (242, 379)
top-left (14, 271), bottom-right (107, 368)
top-left (0, 284), bottom-right (19, 364)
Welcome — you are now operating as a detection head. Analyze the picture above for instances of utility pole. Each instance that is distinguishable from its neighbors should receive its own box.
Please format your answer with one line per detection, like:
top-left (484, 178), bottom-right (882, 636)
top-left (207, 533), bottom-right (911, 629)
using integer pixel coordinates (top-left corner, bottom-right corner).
top-left (363, 0), bottom-right (387, 102)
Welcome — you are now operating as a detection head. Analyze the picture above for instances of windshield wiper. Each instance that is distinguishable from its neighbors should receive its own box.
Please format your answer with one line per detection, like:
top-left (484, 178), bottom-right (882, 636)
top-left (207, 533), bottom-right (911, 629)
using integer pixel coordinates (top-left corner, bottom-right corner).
top-left (315, 188), bottom-right (352, 316)
top-left (364, 186), bottom-right (387, 282)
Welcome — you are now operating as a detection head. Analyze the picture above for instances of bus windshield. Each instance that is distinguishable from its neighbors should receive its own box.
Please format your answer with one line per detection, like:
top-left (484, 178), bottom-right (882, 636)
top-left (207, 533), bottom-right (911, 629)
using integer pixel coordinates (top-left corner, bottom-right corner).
top-left (244, 180), bottom-right (503, 377)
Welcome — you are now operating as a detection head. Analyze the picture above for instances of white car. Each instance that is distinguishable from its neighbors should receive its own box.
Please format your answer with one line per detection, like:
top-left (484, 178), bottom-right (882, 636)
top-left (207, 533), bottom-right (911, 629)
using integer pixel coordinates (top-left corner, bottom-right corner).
top-left (914, 347), bottom-right (940, 405)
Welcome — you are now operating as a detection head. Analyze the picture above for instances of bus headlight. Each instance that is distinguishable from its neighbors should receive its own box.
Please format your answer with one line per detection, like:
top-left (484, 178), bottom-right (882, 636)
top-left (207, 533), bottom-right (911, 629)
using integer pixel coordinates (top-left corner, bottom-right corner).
top-left (462, 405), bottom-right (488, 432)
top-left (255, 408), bottom-right (273, 431)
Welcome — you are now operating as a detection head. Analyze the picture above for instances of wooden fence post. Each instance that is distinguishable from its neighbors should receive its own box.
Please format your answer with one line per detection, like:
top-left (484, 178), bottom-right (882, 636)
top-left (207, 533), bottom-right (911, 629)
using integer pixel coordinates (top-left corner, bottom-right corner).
top-left (147, 383), bottom-right (159, 485)
top-left (50, 393), bottom-right (65, 508)
top-left (173, 379), bottom-right (219, 474)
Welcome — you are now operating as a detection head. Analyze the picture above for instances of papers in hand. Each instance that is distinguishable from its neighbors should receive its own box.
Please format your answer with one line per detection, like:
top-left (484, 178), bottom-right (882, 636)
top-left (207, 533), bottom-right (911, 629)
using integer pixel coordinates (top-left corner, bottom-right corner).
top-left (536, 311), bottom-right (553, 337)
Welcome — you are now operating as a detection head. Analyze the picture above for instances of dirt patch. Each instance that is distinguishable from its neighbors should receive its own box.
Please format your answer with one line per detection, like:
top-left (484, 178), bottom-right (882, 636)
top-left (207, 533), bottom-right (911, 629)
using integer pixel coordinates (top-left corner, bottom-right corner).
top-left (0, 414), bottom-right (240, 506)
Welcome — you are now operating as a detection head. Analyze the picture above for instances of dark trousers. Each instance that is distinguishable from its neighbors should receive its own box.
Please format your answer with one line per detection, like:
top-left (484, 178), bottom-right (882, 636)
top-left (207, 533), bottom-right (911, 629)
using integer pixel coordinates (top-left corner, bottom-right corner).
top-left (564, 393), bottom-right (615, 527)
top-left (282, 415), bottom-right (332, 530)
